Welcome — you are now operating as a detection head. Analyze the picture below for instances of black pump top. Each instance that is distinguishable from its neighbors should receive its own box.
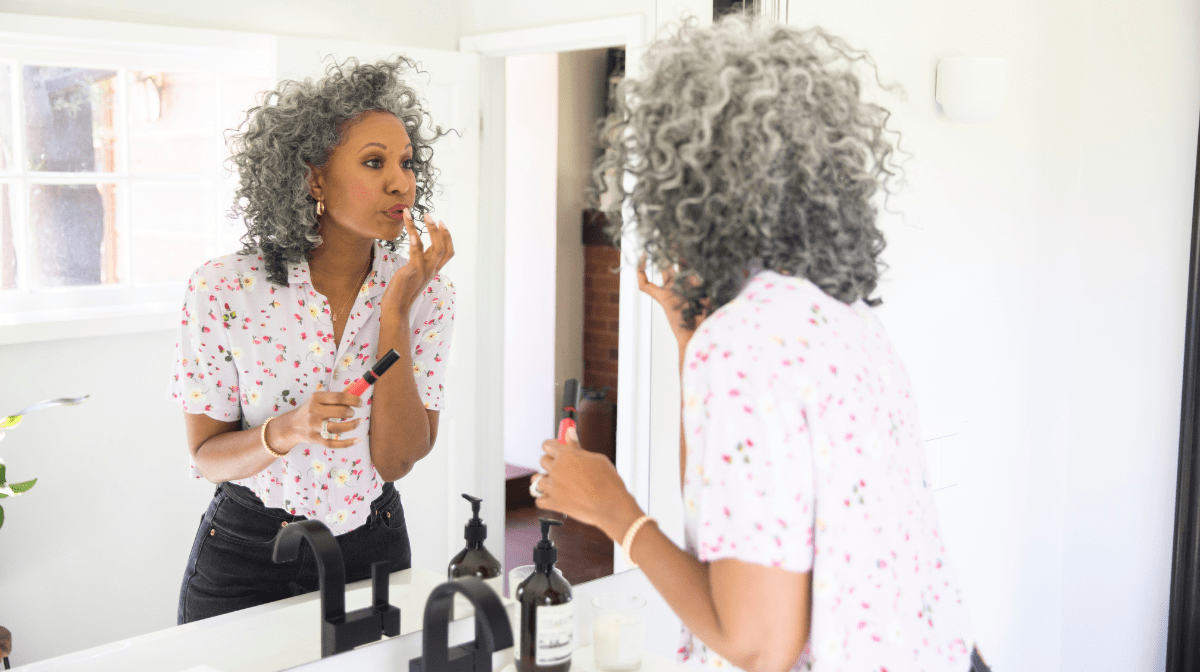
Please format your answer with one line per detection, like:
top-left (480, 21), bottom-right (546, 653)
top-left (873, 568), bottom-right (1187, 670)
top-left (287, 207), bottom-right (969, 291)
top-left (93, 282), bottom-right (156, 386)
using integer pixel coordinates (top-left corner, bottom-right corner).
top-left (534, 518), bottom-right (563, 572)
top-left (462, 493), bottom-right (487, 547)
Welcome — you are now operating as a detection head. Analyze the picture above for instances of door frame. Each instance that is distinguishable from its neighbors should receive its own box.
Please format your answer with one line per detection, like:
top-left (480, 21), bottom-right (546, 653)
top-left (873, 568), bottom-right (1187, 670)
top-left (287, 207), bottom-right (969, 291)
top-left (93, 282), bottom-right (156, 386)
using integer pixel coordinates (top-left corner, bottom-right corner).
top-left (459, 15), bottom-right (653, 573)
top-left (1167, 114), bottom-right (1200, 672)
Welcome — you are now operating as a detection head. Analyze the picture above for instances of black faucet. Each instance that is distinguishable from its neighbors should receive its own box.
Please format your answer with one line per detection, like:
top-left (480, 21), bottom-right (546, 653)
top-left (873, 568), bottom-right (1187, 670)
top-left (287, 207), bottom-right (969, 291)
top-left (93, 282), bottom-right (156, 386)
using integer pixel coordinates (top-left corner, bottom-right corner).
top-left (273, 520), bottom-right (401, 658)
top-left (408, 577), bottom-right (513, 672)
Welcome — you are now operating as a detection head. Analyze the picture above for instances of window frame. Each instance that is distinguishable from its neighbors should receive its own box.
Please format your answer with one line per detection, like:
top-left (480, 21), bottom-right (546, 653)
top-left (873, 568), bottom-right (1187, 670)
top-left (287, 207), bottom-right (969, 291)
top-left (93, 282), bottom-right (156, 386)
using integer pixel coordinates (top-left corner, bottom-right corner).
top-left (0, 14), bottom-right (274, 346)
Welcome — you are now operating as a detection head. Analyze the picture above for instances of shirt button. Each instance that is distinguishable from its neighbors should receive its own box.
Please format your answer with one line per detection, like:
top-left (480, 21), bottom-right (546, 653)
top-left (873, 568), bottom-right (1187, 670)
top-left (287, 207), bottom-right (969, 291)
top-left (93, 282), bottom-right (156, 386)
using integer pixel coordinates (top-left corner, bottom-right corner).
top-left (209, 528), bottom-right (215, 537)
top-left (281, 521), bottom-right (288, 528)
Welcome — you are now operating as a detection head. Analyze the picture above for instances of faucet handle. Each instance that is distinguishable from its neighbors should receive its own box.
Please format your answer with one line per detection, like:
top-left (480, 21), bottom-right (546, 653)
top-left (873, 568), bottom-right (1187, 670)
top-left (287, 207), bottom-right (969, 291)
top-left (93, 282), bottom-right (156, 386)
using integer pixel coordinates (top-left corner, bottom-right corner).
top-left (372, 561), bottom-right (401, 638)
top-left (409, 577), bottom-right (513, 672)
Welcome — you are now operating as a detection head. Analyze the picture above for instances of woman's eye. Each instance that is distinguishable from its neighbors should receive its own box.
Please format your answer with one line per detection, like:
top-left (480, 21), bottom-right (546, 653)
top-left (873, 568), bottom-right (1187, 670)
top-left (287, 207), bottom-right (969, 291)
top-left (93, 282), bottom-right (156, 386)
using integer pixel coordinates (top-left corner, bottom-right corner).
top-left (403, 158), bottom-right (414, 170)
top-left (365, 158), bottom-right (382, 169)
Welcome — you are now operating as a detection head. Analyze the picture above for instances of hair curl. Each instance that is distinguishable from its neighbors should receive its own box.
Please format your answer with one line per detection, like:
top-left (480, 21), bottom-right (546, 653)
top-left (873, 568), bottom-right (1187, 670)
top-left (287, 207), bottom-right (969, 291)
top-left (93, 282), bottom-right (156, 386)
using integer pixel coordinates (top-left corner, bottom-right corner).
top-left (593, 15), bottom-right (904, 327)
top-left (227, 56), bottom-right (447, 285)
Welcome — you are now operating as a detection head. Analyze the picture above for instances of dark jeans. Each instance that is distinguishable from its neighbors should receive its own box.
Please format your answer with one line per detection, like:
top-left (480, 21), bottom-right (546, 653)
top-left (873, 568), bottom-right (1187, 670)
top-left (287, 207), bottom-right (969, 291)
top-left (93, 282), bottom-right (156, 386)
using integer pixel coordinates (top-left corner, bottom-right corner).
top-left (178, 482), bottom-right (411, 624)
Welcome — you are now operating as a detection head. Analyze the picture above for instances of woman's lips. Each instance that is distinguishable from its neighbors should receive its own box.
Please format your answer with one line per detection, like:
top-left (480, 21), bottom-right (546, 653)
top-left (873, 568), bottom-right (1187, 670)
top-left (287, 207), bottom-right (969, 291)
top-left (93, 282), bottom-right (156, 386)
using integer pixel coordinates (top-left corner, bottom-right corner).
top-left (384, 205), bottom-right (408, 221)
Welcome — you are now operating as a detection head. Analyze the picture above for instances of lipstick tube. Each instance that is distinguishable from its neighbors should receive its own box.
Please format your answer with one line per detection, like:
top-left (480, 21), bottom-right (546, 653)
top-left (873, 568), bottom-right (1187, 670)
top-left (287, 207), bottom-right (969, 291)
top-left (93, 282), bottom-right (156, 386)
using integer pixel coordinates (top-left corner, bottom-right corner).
top-left (557, 406), bottom-right (577, 444)
top-left (346, 349), bottom-right (401, 396)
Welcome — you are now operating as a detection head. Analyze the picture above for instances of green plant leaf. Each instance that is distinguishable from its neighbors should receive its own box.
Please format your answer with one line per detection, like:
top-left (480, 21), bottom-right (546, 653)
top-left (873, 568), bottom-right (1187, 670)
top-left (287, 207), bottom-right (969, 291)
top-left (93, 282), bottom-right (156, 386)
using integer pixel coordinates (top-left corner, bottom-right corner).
top-left (0, 415), bottom-right (21, 429)
top-left (0, 461), bottom-right (5, 484)
top-left (0, 503), bottom-right (5, 529)
top-left (10, 478), bottom-right (36, 494)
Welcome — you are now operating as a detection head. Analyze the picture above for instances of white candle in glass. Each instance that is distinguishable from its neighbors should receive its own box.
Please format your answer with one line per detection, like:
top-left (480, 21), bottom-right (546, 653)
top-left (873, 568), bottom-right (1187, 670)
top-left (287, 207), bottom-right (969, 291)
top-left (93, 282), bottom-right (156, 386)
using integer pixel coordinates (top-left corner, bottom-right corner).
top-left (591, 594), bottom-right (645, 671)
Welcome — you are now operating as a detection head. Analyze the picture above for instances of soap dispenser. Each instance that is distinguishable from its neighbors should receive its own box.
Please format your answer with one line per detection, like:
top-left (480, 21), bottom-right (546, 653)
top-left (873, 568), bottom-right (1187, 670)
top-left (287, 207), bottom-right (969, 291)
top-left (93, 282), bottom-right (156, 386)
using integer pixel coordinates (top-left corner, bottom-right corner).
top-left (449, 493), bottom-right (504, 599)
top-left (515, 518), bottom-right (573, 672)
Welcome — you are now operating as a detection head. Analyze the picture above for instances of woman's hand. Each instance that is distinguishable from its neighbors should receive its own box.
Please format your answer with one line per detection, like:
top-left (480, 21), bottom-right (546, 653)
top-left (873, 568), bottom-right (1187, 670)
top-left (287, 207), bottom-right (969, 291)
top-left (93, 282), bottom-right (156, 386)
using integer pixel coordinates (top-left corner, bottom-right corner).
top-left (637, 255), bottom-right (708, 356)
top-left (274, 390), bottom-right (365, 453)
top-left (533, 426), bottom-right (644, 542)
top-left (382, 211), bottom-right (454, 316)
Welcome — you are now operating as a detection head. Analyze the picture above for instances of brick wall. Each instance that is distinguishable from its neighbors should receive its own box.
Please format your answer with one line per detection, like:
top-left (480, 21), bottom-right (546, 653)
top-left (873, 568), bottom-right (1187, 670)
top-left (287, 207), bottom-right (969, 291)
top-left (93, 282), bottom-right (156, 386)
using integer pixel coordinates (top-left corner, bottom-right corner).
top-left (582, 245), bottom-right (620, 402)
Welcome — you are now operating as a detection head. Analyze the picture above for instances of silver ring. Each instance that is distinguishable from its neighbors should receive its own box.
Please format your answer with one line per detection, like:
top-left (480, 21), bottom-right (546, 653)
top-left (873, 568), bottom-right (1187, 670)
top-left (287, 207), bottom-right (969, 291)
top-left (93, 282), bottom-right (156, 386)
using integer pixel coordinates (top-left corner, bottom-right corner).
top-left (320, 420), bottom-right (335, 441)
top-left (529, 475), bottom-right (545, 499)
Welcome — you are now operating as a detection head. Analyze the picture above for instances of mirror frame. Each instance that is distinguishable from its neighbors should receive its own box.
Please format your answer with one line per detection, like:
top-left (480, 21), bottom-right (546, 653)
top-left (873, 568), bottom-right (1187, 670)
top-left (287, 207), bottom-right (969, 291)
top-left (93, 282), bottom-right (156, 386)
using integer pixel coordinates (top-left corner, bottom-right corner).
top-left (1167, 112), bottom-right (1200, 671)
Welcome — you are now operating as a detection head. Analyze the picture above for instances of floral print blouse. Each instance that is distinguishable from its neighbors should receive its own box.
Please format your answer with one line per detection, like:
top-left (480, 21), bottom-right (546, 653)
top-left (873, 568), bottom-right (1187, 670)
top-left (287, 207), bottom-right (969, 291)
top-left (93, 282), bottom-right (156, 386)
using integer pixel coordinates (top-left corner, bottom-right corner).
top-left (679, 271), bottom-right (972, 672)
top-left (168, 241), bottom-right (454, 534)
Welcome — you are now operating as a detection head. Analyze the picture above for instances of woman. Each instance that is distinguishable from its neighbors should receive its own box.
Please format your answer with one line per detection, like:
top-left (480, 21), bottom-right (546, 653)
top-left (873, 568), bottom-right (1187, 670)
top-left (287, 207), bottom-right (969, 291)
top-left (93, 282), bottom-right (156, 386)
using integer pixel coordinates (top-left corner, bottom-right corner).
top-left (531, 16), bottom-right (986, 672)
top-left (169, 57), bottom-right (455, 624)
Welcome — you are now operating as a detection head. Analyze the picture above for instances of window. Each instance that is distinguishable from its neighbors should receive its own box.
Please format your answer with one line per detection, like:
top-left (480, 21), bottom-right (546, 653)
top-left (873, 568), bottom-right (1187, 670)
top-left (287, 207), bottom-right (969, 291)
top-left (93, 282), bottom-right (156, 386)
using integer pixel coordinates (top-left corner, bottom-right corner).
top-left (0, 20), bottom-right (272, 339)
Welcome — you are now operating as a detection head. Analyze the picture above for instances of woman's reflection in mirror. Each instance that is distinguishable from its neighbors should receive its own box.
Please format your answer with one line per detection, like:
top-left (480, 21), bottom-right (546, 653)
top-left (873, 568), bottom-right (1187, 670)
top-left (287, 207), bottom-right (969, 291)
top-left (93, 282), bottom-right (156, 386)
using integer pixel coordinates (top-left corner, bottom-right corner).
top-left (530, 15), bottom-right (991, 672)
top-left (170, 57), bottom-right (456, 624)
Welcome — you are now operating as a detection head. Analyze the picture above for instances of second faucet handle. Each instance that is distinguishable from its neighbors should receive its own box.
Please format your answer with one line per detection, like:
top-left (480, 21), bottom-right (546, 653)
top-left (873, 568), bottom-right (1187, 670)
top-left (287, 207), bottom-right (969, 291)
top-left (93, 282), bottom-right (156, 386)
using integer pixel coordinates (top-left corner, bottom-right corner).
top-left (372, 561), bottom-right (401, 637)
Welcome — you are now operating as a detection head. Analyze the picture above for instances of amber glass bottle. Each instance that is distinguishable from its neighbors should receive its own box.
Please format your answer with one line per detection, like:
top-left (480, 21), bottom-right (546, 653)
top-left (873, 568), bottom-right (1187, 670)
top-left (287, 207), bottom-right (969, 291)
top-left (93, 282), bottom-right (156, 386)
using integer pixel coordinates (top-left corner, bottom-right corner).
top-left (515, 518), bottom-right (573, 672)
top-left (448, 494), bottom-right (503, 602)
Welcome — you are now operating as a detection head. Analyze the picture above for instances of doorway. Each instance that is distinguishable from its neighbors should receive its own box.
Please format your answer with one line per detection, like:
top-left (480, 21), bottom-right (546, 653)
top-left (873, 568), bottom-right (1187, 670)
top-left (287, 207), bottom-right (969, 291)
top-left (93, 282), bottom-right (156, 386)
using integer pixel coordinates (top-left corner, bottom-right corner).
top-left (499, 45), bottom-right (625, 591)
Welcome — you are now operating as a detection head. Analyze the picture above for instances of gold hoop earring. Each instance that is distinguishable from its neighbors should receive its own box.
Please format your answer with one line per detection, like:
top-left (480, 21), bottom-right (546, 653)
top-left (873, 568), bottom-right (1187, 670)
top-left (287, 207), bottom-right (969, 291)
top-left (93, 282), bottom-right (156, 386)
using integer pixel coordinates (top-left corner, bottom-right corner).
top-left (315, 200), bottom-right (325, 217)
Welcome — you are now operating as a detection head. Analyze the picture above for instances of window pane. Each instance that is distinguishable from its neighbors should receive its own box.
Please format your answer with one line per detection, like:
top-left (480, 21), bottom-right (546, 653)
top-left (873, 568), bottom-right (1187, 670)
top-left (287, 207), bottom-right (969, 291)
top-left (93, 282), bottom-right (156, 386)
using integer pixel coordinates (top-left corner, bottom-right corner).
top-left (29, 183), bottom-right (119, 288)
top-left (0, 65), bottom-right (14, 171)
top-left (128, 71), bottom-right (215, 175)
top-left (23, 66), bottom-right (118, 173)
top-left (0, 184), bottom-right (15, 289)
top-left (130, 182), bottom-right (212, 284)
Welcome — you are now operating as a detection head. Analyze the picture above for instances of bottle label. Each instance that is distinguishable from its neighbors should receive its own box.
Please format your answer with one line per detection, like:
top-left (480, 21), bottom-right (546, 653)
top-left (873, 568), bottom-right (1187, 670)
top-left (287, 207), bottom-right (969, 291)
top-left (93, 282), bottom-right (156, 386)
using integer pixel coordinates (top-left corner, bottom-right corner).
top-left (535, 601), bottom-right (574, 666)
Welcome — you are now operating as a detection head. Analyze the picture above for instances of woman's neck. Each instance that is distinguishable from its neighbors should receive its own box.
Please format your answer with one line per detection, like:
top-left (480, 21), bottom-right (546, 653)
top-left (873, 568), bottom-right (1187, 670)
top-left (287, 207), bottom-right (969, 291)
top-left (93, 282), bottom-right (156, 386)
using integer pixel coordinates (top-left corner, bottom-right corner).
top-left (308, 227), bottom-right (374, 282)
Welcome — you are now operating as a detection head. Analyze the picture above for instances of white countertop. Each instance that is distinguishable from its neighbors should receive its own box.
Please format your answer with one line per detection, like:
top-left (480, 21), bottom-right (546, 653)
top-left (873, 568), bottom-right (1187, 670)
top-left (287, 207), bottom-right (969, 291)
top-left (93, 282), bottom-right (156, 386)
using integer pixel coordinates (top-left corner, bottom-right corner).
top-left (14, 567), bottom-right (491, 672)
top-left (496, 646), bottom-right (684, 672)
top-left (17, 567), bottom-right (689, 672)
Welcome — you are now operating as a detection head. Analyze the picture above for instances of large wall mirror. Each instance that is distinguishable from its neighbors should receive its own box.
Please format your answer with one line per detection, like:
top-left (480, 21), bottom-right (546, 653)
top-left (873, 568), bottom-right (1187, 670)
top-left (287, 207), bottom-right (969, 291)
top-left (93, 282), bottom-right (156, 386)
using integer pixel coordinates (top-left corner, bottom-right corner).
top-left (0, 5), bottom-right (671, 670)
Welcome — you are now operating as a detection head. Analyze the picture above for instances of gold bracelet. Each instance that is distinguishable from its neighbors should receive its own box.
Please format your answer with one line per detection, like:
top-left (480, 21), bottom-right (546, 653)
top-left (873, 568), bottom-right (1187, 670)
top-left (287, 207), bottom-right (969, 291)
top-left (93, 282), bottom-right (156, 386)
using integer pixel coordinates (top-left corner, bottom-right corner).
top-left (621, 514), bottom-right (654, 568)
top-left (260, 416), bottom-right (288, 458)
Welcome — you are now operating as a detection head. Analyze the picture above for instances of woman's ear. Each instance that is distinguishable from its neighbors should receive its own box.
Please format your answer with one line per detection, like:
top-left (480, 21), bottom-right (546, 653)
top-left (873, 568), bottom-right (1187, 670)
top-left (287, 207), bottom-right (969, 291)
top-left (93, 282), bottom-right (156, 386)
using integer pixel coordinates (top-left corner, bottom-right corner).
top-left (306, 164), bottom-right (324, 203)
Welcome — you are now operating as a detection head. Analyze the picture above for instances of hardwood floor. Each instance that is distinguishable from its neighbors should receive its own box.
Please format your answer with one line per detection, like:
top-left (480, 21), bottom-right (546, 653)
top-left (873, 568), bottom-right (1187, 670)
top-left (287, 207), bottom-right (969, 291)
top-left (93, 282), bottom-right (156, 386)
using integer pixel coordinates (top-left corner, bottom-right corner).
top-left (504, 505), bottom-right (614, 594)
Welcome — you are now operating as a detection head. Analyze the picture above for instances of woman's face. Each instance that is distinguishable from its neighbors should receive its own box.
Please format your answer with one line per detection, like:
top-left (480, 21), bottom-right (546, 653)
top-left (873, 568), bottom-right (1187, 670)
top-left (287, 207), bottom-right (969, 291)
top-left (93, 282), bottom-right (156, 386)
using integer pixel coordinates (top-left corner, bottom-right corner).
top-left (310, 110), bottom-right (415, 243)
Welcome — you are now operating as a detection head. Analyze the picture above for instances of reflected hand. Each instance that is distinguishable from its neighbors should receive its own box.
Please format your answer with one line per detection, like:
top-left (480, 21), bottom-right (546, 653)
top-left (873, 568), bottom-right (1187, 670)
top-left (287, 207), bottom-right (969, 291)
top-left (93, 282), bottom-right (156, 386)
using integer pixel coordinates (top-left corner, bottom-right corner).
top-left (384, 211), bottom-right (455, 315)
top-left (637, 254), bottom-right (709, 354)
top-left (532, 427), bottom-right (643, 542)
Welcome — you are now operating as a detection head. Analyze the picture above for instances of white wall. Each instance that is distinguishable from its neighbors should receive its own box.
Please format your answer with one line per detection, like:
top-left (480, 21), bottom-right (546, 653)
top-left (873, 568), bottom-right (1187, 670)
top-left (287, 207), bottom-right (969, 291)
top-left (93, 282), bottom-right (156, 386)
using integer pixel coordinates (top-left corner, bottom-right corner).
top-left (1064, 1), bottom-right (1199, 669)
top-left (461, 0), bottom-right (709, 64)
top-left (502, 52), bottom-right (559, 471)
top-left (0, 330), bottom-right (211, 661)
top-left (0, 0), bottom-right (464, 50)
top-left (555, 49), bottom-right (608, 408)
top-left (782, 1), bottom-right (1198, 670)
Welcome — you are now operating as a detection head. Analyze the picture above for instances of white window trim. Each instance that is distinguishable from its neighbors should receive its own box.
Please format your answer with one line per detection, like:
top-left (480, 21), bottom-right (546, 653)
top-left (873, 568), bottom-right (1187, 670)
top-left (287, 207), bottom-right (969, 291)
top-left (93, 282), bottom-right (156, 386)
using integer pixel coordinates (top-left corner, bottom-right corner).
top-left (0, 13), bottom-right (274, 346)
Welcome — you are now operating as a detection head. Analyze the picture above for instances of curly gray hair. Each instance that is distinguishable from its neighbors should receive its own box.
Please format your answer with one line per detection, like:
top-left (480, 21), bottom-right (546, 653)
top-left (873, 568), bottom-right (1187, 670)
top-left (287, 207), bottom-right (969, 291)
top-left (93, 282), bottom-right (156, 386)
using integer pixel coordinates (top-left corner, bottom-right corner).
top-left (227, 56), bottom-right (446, 285)
top-left (595, 15), bottom-right (903, 327)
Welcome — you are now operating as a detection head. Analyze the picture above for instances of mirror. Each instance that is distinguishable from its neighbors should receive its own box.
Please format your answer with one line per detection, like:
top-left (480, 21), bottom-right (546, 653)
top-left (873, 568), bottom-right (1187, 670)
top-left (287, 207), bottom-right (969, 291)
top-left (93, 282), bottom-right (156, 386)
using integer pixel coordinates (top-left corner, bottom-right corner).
top-left (0, 3), bottom-right (655, 669)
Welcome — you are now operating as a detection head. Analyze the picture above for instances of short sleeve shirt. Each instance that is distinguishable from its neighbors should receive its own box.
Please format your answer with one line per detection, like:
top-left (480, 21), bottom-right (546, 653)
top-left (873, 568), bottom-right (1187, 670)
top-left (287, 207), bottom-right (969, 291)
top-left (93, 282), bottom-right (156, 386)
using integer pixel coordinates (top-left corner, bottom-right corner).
top-left (167, 241), bottom-right (455, 534)
top-left (679, 271), bottom-right (972, 672)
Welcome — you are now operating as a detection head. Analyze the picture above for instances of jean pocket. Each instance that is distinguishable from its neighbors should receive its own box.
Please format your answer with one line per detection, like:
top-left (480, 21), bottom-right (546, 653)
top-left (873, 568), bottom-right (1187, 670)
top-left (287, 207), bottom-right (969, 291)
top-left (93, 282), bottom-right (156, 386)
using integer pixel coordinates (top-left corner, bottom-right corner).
top-left (209, 496), bottom-right (288, 547)
top-left (380, 494), bottom-right (408, 533)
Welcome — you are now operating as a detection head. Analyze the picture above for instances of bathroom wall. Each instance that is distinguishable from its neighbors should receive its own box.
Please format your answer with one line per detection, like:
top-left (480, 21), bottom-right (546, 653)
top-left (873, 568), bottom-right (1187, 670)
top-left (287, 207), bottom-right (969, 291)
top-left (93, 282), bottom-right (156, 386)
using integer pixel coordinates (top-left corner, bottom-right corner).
top-left (461, 0), bottom-right (703, 39)
top-left (502, 52), bottom-right (559, 472)
top-left (776, 1), bottom-right (1198, 670)
top-left (0, 0), bottom-right (463, 50)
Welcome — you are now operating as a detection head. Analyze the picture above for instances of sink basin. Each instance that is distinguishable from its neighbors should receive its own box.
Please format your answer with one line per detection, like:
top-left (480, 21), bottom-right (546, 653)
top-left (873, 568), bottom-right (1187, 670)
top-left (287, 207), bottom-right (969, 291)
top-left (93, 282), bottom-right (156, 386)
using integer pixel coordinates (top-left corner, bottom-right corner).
top-left (16, 567), bottom-right (504, 672)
